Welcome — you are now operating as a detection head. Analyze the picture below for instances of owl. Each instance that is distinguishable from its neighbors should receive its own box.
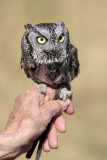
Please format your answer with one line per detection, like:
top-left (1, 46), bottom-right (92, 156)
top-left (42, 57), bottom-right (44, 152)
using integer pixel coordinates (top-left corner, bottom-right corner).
top-left (21, 21), bottom-right (79, 160)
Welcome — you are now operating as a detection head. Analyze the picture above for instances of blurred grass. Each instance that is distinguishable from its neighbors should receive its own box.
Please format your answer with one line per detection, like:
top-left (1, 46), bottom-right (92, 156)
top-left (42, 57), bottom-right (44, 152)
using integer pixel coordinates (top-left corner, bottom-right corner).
top-left (0, 0), bottom-right (107, 160)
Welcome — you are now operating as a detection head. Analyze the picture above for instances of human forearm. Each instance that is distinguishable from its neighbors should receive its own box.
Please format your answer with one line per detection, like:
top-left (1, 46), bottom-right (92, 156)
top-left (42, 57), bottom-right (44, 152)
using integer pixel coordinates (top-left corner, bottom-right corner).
top-left (0, 127), bottom-right (34, 160)
top-left (0, 132), bottom-right (18, 160)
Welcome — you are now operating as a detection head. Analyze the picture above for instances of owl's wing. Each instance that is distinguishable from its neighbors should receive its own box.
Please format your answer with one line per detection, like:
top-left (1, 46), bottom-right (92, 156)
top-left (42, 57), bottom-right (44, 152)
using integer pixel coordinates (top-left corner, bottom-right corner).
top-left (68, 44), bottom-right (79, 80)
top-left (20, 55), bottom-right (31, 78)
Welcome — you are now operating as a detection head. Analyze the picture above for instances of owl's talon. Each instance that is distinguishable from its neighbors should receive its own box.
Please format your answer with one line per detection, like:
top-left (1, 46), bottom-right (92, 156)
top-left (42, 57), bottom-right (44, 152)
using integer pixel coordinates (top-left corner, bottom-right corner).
top-left (59, 88), bottom-right (72, 100)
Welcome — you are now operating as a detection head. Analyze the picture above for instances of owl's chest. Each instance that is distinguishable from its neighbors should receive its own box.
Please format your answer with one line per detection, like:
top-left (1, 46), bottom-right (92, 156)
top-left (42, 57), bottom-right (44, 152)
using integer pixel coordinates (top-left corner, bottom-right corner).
top-left (33, 59), bottom-right (71, 86)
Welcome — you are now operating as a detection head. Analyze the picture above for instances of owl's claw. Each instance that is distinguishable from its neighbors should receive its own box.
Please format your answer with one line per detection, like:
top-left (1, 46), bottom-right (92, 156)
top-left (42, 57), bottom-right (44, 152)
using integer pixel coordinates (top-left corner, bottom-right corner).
top-left (59, 88), bottom-right (72, 100)
top-left (33, 83), bottom-right (47, 94)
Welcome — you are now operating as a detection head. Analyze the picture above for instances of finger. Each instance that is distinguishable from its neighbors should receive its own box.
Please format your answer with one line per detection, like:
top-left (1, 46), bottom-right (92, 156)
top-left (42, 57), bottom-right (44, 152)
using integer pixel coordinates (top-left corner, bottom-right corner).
top-left (54, 114), bottom-right (66, 133)
top-left (65, 101), bottom-right (75, 115)
top-left (29, 87), bottom-right (55, 105)
top-left (45, 87), bottom-right (55, 102)
top-left (43, 138), bottom-right (51, 152)
top-left (23, 87), bottom-right (48, 106)
top-left (20, 87), bottom-right (41, 109)
top-left (41, 99), bottom-right (70, 119)
top-left (39, 99), bottom-right (70, 130)
top-left (48, 123), bottom-right (58, 149)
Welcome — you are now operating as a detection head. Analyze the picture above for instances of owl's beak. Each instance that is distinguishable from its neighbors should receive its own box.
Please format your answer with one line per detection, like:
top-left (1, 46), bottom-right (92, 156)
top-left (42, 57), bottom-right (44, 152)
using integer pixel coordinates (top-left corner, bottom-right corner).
top-left (50, 46), bottom-right (57, 53)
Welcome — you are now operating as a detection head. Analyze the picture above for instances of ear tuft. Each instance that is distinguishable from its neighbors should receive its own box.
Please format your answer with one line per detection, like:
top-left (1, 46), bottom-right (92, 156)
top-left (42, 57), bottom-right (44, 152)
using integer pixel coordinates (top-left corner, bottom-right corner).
top-left (56, 21), bottom-right (65, 27)
top-left (24, 24), bottom-right (32, 30)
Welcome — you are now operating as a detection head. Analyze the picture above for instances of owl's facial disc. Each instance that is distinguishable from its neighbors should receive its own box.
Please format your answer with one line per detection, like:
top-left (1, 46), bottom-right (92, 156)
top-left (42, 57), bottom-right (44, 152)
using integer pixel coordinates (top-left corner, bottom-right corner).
top-left (28, 23), bottom-right (68, 60)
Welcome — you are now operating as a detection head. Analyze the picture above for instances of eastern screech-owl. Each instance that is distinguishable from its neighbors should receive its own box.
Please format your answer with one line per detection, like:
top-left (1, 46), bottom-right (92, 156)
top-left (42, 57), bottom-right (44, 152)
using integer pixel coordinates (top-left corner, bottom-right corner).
top-left (21, 21), bottom-right (79, 160)
top-left (21, 21), bottom-right (79, 100)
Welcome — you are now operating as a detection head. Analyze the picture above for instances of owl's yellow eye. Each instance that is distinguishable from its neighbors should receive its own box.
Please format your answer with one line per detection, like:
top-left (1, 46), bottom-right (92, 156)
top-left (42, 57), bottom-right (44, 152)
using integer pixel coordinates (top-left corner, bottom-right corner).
top-left (59, 34), bottom-right (64, 43)
top-left (37, 36), bottom-right (47, 44)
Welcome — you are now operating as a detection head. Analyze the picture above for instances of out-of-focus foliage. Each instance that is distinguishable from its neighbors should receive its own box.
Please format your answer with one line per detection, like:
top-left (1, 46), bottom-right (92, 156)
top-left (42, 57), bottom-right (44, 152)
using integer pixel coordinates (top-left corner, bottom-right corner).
top-left (0, 0), bottom-right (107, 160)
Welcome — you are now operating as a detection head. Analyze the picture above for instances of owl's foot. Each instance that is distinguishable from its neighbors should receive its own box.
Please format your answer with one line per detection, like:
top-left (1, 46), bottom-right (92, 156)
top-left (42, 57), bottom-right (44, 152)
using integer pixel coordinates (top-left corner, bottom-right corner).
top-left (59, 88), bottom-right (72, 101)
top-left (54, 83), bottom-right (72, 100)
top-left (33, 83), bottom-right (47, 94)
top-left (38, 84), bottom-right (47, 94)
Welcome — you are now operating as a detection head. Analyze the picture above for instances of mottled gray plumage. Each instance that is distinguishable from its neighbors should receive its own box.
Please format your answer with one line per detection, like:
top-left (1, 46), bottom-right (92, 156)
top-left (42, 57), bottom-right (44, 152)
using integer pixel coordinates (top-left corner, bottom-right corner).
top-left (21, 21), bottom-right (79, 160)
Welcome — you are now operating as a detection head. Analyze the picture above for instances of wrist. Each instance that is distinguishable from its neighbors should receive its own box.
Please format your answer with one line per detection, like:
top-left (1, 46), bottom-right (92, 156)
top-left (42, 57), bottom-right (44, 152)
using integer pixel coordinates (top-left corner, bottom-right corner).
top-left (0, 132), bottom-right (19, 160)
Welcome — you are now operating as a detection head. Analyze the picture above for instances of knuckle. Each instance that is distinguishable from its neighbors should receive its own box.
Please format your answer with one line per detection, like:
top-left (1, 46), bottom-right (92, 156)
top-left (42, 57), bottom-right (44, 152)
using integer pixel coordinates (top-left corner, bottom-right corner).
top-left (22, 115), bottom-right (37, 135)
top-left (52, 101), bottom-right (61, 113)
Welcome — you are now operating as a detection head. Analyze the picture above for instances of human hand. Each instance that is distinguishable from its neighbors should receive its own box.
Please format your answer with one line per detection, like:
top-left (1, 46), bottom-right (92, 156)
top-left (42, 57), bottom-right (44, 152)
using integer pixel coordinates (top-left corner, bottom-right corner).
top-left (42, 88), bottom-right (74, 152)
top-left (0, 87), bottom-right (74, 159)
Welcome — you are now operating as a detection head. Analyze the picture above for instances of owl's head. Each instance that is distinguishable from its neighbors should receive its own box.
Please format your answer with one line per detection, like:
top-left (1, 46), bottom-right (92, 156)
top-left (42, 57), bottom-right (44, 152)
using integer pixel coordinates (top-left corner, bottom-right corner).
top-left (22, 21), bottom-right (69, 62)
top-left (21, 21), bottom-right (79, 81)
top-left (21, 21), bottom-right (77, 64)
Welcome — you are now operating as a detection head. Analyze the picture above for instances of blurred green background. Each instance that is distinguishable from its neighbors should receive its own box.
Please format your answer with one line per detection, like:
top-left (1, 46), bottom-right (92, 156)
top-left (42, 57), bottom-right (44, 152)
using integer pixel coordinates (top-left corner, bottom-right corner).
top-left (0, 0), bottom-right (107, 160)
